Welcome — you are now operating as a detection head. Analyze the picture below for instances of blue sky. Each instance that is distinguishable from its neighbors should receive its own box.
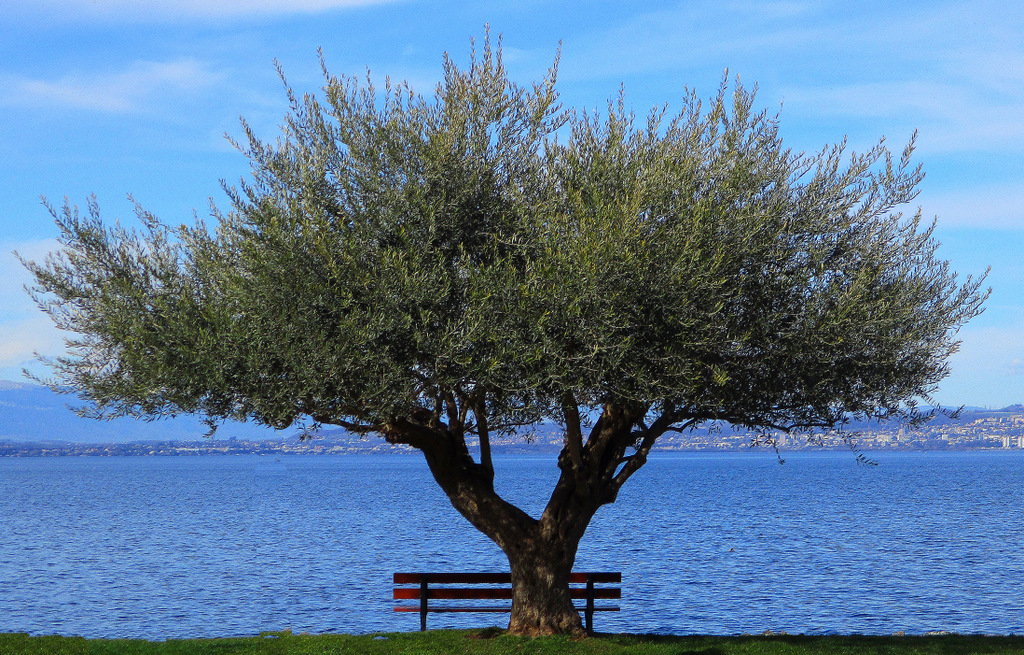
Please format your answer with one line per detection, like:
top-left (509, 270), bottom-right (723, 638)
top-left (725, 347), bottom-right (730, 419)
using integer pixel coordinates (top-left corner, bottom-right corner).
top-left (1, 0), bottom-right (1021, 408)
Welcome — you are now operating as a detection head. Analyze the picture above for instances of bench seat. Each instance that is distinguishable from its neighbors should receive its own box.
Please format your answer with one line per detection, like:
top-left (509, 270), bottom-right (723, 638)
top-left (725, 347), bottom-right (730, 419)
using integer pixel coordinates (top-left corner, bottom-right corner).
top-left (393, 571), bottom-right (621, 634)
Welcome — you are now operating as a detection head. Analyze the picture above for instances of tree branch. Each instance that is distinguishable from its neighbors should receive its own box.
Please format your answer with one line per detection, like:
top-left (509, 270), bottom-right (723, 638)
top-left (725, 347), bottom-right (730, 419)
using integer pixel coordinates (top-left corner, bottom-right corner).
top-left (474, 387), bottom-right (494, 481)
top-left (560, 391), bottom-right (585, 478)
top-left (442, 387), bottom-right (462, 436)
top-left (310, 412), bottom-right (382, 435)
top-left (609, 407), bottom-right (693, 492)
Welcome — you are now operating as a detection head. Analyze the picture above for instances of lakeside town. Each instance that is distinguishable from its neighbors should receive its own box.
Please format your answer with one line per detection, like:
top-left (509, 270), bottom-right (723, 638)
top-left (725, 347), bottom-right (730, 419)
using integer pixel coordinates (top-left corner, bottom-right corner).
top-left (2, 406), bottom-right (1022, 457)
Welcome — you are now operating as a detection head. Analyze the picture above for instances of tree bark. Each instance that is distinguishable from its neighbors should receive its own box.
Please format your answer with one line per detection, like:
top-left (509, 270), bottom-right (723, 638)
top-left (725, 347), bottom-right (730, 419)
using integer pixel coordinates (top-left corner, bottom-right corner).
top-left (383, 401), bottom-right (651, 637)
top-left (505, 532), bottom-right (586, 636)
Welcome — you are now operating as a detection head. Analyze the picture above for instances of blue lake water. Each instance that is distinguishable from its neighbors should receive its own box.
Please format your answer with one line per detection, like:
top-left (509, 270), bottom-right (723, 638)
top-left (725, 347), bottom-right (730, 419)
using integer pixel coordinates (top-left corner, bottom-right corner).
top-left (1, 450), bottom-right (1023, 639)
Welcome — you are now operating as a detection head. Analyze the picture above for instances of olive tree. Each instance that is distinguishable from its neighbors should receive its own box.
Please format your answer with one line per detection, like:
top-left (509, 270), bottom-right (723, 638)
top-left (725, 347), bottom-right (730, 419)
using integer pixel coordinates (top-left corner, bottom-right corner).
top-left (23, 35), bottom-right (987, 636)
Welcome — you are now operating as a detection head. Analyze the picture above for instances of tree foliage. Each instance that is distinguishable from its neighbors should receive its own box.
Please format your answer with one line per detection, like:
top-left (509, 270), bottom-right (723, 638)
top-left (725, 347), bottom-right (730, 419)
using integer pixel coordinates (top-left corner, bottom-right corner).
top-left (23, 33), bottom-right (987, 636)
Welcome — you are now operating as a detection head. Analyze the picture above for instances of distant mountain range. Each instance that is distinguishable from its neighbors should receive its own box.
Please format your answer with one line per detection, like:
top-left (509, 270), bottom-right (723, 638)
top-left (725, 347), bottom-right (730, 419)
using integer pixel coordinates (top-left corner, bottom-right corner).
top-left (0, 379), bottom-right (1019, 447)
top-left (0, 380), bottom-right (277, 443)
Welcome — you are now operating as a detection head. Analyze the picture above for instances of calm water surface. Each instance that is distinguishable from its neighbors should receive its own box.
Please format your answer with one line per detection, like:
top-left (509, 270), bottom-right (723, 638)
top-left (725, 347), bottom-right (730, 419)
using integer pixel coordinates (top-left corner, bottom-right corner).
top-left (1, 451), bottom-right (1022, 638)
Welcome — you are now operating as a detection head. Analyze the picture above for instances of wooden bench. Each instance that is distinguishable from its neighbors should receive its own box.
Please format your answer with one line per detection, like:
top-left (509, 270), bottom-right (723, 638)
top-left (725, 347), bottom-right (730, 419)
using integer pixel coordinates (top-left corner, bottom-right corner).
top-left (393, 571), bottom-right (621, 634)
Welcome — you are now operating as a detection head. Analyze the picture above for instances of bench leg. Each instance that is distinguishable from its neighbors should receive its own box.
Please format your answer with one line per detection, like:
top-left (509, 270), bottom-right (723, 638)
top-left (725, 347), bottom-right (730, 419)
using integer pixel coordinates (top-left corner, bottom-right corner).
top-left (585, 574), bottom-right (595, 636)
top-left (420, 577), bottom-right (428, 631)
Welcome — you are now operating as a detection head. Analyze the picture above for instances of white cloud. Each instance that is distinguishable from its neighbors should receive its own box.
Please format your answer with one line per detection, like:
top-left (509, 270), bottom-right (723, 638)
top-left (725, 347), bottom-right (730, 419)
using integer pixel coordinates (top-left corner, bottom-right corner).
top-left (926, 183), bottom-right (1024, 230)
top-left (777, 80), bottom-right (1024, 156)
top-left (7, 0), bottom-right (397, 21)
top-left (774, 2), bottom-right (1024, 155)
top-left (0, 59), bottom-right (222, 113)
top-left (2, 239), bottom-right (59, 306)
top-left (934, 324), bottom-right (1024, 408)
top-left (561, 2), bottom-right (825, 82)
top-left (0, 241), bottom-right (67, 372)
top-left (555, 0), bottom-right (1024, 156)
top-left (0, 314), bottom-right (65, 370)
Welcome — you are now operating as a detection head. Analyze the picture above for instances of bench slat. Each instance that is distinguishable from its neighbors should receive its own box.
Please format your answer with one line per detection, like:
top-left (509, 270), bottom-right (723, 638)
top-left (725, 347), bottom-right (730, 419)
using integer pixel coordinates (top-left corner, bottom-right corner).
top-left (395, 606), bottom-right (620, 613)
top-left (394, 572), bottom-right (509, 584)
top-left (393, 572), bottom-right (620, 584)
top-left (395, 588), bottom-right (512, 600)
top-left (394, 587), bottom-right (621, 600)
top-left (395, 606), bottom-right (512, 613)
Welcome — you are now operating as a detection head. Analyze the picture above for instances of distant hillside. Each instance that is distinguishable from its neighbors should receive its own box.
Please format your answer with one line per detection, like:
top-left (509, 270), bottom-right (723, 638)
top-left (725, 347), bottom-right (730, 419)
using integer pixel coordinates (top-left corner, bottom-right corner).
top-left (1, 380), bottom-right (1019, 448)
top-left (0, 381), bottom-right (276, 443)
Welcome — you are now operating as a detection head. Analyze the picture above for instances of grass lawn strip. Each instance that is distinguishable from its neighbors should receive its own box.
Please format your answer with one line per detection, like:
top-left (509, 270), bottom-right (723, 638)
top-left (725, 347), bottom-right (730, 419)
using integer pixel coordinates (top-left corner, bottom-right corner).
top-left (2, 630), bottom-right (1024, 654)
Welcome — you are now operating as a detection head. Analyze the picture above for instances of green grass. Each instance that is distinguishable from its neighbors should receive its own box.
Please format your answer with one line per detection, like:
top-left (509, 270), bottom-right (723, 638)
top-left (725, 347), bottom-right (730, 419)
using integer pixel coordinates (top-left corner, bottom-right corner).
top-left (2, 630), bottom-right (1023, 655)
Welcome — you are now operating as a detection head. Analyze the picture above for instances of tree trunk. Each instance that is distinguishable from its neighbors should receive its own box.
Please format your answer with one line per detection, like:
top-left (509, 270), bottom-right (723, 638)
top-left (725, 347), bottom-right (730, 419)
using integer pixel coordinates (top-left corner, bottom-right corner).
top-left (505, 533), bottom-right (586, 637)
top-left (383, 404), bottom-right (646, 637)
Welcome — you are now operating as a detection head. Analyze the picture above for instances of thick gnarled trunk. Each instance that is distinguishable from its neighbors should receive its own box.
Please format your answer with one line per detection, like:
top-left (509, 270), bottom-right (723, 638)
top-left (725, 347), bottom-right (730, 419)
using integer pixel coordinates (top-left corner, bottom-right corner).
top-left (384, 402), bottom-right (657, 636)
top-left (499, 513), bottom-right (598, 638)
top-left (505, 527), bottom-right (586, 636)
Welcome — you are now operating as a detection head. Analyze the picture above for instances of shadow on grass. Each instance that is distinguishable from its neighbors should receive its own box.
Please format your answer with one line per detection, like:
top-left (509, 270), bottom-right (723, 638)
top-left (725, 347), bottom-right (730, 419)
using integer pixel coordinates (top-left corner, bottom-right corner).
top-left (585, 632), bottom-right (1024, 655)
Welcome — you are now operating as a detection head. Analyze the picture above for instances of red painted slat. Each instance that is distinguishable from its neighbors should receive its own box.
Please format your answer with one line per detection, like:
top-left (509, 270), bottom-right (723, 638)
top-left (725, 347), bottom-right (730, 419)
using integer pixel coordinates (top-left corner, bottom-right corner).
top-left (393, 572), bottom-right (621, 585)
top-left (393, 587), bottom-right (620, 600)
top-left (393, 573), bottom-right (511, 584)
top-left (394, 606), bottom-right (512, 613)
top-left (571, 588), bottom-right (621, 599)
top-left (395, 588), bottom-right (513, 600)
top-left (568, 572), bottom-right (621, 583)
top-left (394, 606), bottom-right (620, 613)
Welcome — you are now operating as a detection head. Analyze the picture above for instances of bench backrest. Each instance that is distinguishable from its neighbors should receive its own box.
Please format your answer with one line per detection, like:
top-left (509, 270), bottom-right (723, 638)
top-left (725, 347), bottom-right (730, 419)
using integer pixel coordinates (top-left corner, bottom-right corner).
top-left (393, 572), bottom-right (621, 601)
top-left (394, 571), bottom-right (621, 633)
